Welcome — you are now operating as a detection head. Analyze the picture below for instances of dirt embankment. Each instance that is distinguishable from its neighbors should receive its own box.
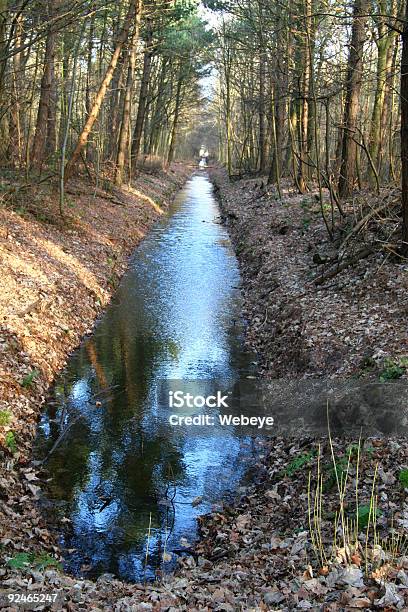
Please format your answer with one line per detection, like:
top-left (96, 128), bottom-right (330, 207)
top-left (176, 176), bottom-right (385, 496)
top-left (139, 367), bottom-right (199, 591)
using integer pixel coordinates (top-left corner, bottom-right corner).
top-left (210, 169), bottom-right (408, 379)
top-left (0, 165), bottom-right (190, 563)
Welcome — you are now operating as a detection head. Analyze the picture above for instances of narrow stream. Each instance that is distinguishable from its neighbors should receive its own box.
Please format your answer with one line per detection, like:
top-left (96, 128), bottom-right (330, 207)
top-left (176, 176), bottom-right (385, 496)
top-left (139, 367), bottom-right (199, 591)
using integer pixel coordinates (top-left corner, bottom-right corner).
top-left (34, 174), bottom-right (253, 582)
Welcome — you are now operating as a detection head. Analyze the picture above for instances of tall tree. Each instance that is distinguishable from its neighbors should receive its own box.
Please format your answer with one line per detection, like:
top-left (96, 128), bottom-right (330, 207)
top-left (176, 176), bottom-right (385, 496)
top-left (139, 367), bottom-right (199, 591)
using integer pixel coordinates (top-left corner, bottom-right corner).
top-left (31, 0), bottom-right (58, 170)
top-left (131, 16), bottom-right (153, 162)
top-left (401, 0), bottom-right (408, 253)
top-left (338, 0), bottom-right (368, 198)
top-left (367, 0), bottom-right (399, 185)
top-left (64, 0), bottom-right (140, 181)
top-left (166, 61), bottom-right (184, 165)
top-left (0, 0), bottom-right (8, 162)
top-left (115, 0), bottom-right (142, 186)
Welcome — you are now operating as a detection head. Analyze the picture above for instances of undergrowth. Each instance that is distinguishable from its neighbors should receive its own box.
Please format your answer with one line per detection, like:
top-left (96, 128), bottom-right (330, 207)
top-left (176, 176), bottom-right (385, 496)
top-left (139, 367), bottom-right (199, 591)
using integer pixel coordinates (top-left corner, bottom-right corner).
top-left (307, 428), bottom-right (407, 580)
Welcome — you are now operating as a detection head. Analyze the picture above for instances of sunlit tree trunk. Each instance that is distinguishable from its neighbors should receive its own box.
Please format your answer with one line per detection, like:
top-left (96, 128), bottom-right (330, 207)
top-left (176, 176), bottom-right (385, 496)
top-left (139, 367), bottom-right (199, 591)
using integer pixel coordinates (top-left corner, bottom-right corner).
top-left (107, 45), bottom-right (126, 159)
top-left (368, 1), bottom-right (397, 186)
top-left (146, 57), bottom-right (168, 155)
top-left (85, 7), bottom-right (96, 160)
top-left (295, 0), bottom-right (313, 193)
top-left (8, 13), bottom-right (23, 167)
top-left (115, 2), bottom-right (142, 186)
top-left (385, 39), bottom-right (399, 180)
top-left (131, 19), bottom-right (153, 162)
top-left (65, 0), bottom-right (140, 181)
top-left (0, 0), bottom-right (8, 162)
top-left (166, 64), bottom-right (183, 166)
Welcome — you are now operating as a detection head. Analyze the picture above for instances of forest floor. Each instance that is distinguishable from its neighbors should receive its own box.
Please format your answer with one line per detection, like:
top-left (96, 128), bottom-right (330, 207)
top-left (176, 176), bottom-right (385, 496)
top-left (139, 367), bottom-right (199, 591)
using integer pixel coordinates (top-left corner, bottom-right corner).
top-left (178, 168), bottom-right (408, 611)
top-left (210, 170), bottom-right (408, 379)
top-left (1, 167), bottom-right (408, 610)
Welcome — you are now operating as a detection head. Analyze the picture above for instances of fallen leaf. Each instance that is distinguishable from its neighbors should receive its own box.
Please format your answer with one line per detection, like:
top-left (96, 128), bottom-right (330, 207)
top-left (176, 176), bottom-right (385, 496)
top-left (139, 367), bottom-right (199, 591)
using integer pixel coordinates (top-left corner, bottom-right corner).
top-left (338, 567), bottom-right (364, 588)
top-left (351, 553), bottom-right (362, 567)
top-left (374, 583), bottom-right (404, 609)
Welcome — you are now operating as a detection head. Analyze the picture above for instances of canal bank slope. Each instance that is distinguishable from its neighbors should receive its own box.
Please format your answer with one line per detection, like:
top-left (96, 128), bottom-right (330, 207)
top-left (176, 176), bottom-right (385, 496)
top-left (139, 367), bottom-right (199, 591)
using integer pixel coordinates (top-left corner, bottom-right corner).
top-left (0, 165), bottom-right (190, 566)
top-left (192, 168), bottom-right (408, 609)
top-left (210, 169), bottom-right (408, 379)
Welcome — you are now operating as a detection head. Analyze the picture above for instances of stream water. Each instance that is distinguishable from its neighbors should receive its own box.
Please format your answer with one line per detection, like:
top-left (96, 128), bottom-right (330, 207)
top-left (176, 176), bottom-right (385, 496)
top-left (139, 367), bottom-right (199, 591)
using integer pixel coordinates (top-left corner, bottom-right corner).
top-left (34, 174), bottom-right (254, 582)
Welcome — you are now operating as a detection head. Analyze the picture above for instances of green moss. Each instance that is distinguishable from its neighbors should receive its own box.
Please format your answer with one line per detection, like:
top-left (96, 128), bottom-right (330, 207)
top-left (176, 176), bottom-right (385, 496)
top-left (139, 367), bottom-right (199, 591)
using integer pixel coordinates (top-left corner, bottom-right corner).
top-left (20, 369), bottom-right (39, 388)
top-left (5, 431), bottom-right (17, 453)
top-left (399, 469), bottom-right (408, 488)
top-left (0, 410), bottom-right (11, 426)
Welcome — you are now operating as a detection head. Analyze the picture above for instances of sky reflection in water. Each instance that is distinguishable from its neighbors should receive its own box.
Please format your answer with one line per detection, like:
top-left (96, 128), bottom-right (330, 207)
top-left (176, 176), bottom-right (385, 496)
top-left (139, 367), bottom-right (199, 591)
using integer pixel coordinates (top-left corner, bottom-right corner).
top-left (35, 174), bottom-right (252, 582)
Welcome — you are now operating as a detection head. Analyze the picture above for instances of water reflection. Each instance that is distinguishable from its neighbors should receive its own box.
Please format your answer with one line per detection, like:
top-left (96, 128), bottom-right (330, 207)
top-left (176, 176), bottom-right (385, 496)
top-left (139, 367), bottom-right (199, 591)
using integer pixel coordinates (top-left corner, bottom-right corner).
top-left (35, 175), bottom-right (252, 582)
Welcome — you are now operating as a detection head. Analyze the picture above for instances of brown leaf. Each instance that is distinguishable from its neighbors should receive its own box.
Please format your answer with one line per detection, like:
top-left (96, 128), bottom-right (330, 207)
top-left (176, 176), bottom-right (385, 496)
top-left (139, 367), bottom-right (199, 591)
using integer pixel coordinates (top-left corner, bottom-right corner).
top-left (351, 553), bottom-right (362, 567)
top-left (303, 565), bottom-right (313, 580)
top-left (348, 597), bottom-right (371, 608)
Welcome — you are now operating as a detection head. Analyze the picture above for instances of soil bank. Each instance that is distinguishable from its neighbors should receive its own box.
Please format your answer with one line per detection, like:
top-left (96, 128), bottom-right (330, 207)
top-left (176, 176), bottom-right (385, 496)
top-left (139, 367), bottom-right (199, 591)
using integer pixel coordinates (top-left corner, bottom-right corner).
top-left (210, 169), bottom-right (408, 379)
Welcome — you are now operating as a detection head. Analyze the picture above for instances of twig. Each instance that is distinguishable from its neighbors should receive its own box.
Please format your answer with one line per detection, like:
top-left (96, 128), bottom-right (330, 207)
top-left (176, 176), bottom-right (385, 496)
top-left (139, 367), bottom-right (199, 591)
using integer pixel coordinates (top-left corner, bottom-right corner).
top-left (314, 247), bottom-right (373, 286)
top-left (40, 414), bottom-right (84, 463)
top-left (339, 200), bottom-right (398, 253)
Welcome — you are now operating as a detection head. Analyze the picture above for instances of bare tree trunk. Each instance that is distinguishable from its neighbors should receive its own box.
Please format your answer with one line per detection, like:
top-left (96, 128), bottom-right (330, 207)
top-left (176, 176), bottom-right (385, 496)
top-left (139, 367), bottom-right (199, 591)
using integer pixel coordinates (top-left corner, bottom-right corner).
top-left (368, 18), bottom-right (396, 185)
top-left (45, 40), bottom-right (57, 158)
top-left (58, 31), bottom-right (70, 149)
top-left (269, 10), bottom-right (287, 183)
top-left (60, 22), bottom-right (84, 217)
top-left (338, 0), bottom-right (368, 198)
top-left (8, 13), bottom-right (23, 167)
top-left (85, 6), bottom-right (96, 162)
top-left (106, 47), bottom-right (126, 159)
top-left (166, 65), bottom-right (183, 166)
top-left (131, 20), bottom-right (153, 162)
top-left (0, 0), bottom-right (9, 162)
top-left (85, 10), bottom-right (95, 116)
top-left (334, 91), bottom-right (345, 178)
top-left (258, 4), bottom-right (267, 176)
top-left (298, 62), bottom-right (310, 193)
top-left (268, 87), bottom-right (282, 195)
top-left (221, 19), bottom-right (233, 177)
top-left (401, 0), bottom-right (408, 253)
top-left (64, 0), bottom-right (139, 182)
top-left (258, 50), bottom-right (267, 173)
top-left (31, 0), bottom-right (57, 170)
top-left (115, 4), bottom-right (141, 186)
top-left (386, 39), bottom-right (399, 181)
top-left (146, 57), bottom-right (168, 155)
top-left (296, 0), bottom-right (313, 193)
